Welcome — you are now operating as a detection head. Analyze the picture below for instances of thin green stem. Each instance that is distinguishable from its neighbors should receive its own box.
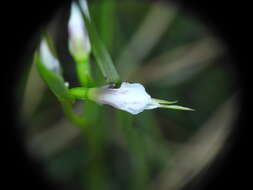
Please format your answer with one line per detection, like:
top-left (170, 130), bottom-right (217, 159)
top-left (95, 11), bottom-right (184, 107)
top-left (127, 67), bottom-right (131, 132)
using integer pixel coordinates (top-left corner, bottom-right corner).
top-left (76, 57), bottom-right (95, 88)
top-left (68, 87), bottom-right (90, 100)
top-left (60, 101), bottom-right (86, 128)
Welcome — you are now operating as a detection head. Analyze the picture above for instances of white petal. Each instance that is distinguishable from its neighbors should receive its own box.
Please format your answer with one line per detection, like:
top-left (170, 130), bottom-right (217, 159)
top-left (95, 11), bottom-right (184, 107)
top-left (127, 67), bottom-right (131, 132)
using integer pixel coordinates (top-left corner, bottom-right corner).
top-left (145, 99), bottom-right (160, 110)
top-left (68, 3), bottom-right (91, 54)
top-left (93, 82), bottom-right (157, 115)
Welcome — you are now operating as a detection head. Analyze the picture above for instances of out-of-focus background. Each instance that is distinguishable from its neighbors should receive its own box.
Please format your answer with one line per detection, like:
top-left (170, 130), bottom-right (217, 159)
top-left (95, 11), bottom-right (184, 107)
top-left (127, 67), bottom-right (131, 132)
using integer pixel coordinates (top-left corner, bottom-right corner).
top-left (20, 0), bottom-right (239, 190)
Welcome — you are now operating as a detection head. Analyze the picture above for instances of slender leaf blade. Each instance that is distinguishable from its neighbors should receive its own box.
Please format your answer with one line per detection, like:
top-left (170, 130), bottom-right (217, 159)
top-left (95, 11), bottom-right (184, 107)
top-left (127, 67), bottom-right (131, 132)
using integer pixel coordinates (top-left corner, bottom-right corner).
top-left (79, 2), bottom-right (120, 84)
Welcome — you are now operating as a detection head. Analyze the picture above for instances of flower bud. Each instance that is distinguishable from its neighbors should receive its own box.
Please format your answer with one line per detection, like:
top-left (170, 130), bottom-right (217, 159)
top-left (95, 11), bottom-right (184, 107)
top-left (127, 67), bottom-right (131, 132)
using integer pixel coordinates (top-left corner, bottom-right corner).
top-left (40, 40), bottom-right (61, 75)
top-left (36, 39), bottom-right (74, 103)
top-left (68, 3), bottom-right (91, 58)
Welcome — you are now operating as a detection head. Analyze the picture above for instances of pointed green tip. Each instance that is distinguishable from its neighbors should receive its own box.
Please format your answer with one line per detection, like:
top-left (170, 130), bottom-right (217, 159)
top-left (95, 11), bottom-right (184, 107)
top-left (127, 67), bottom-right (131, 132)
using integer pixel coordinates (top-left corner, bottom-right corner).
top-left (183, 107), bottom-right (195, 111)
top-left (160, 105), bottom-right (195, 111)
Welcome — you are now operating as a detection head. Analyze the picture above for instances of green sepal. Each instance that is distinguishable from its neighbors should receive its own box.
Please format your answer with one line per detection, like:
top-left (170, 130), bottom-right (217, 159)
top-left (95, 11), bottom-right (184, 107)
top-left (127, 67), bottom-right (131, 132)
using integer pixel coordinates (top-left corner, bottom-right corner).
top-left (160, 104), bottom-right (194, 111)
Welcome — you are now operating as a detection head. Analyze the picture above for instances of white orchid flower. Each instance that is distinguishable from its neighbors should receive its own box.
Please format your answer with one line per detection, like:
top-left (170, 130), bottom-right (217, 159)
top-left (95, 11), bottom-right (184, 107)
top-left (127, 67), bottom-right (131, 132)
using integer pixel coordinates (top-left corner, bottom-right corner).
top-left (68, 3), bottom-right (91, 58)
top-left (40, 40), bottom-right (61, 75)
top-left (87, 82), bottom-right (193, 115)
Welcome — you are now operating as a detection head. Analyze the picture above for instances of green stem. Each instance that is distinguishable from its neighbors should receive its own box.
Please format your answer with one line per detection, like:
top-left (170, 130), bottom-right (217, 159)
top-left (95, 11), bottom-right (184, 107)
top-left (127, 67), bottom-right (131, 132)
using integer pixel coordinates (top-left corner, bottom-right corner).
top-left (75, 56), bottom-right (96, 88)
top-left (68, 87), bottom-right (90, 100)
top-left (60, 101), bottom-right (86, 127)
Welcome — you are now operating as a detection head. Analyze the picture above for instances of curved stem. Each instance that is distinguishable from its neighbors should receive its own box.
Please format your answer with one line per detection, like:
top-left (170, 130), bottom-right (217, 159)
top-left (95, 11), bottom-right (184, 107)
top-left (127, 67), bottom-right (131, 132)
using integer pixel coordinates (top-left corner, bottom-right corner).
top-left (60, 101), bottom-right (86, 128)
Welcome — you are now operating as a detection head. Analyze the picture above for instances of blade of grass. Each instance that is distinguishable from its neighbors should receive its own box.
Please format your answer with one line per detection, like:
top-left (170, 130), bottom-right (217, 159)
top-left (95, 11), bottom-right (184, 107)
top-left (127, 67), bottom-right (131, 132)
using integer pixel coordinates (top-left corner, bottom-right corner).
top-left (98, 0), bottom-right (116, 51)
top-left (78, 0), bottom-right (120, 85)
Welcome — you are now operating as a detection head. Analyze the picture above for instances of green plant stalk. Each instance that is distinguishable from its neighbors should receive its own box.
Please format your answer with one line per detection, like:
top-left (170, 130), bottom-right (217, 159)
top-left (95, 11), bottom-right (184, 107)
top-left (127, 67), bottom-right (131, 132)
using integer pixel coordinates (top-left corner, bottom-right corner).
top-left (69, 87), bottom-right (90, 99)
top-left (75, 57), bottom-right (95, 126)
top-left (35, 52), bottom-right (73, 103)
top-left (37, 59), bottom-right (86, 127)
top-left (60, 101), bottom-right (86, 127)
top-left (115, 111), bottom-right (145, 190)
top-left (36, 42), bottom-right (87, 127)
top-left (75, 56), bottom-right (95, 87)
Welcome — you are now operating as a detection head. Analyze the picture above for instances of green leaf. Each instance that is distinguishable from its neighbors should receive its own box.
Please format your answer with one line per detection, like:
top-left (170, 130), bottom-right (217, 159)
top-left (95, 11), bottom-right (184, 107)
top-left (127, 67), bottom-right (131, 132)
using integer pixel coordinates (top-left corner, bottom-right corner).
top-left (78, 1), bottom-right (120, 85)
top-left (98, 0), bottom-right (116, 51)
top-left (35, 53), bottom-right (74, 103)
